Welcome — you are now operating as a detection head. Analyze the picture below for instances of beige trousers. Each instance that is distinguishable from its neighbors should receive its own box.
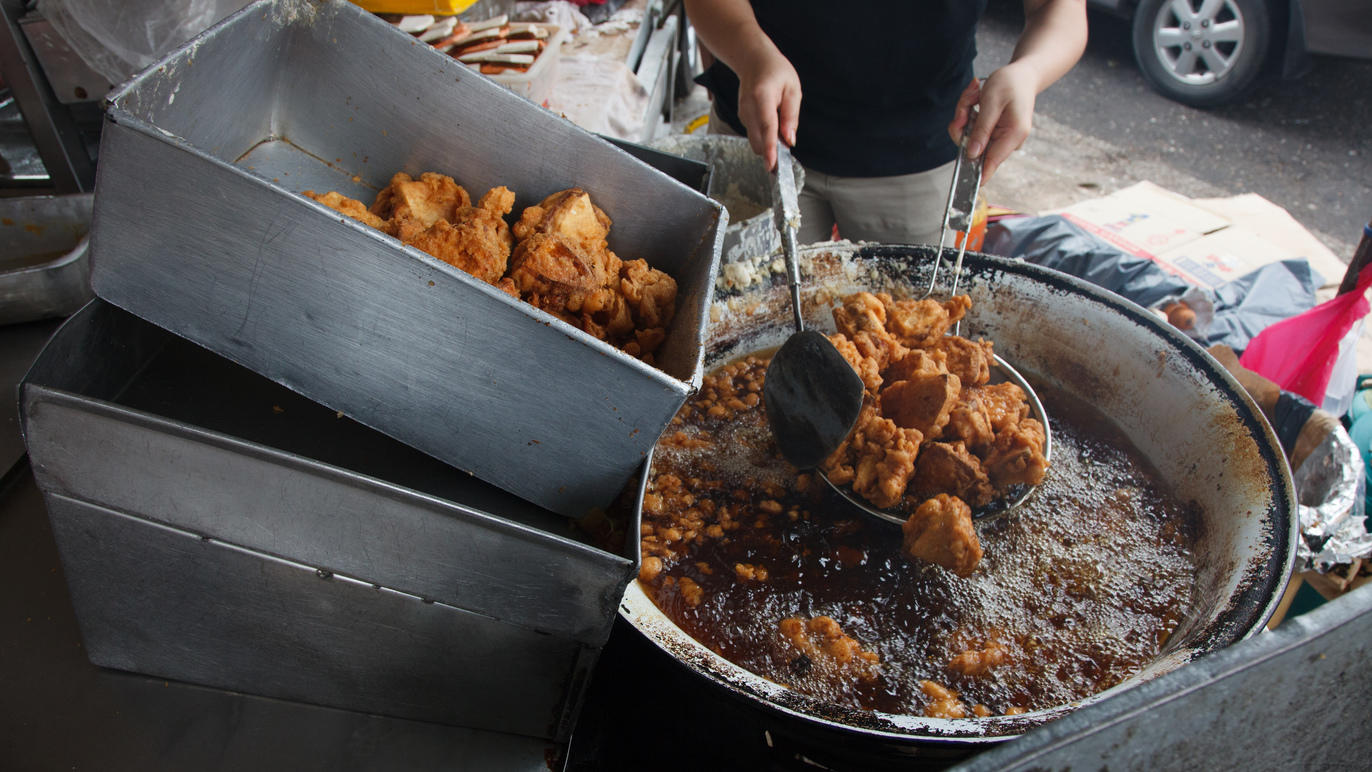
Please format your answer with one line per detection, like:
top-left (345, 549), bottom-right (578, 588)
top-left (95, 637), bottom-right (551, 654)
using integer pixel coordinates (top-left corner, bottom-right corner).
top-left (708, 105), bottom-right (955, 246)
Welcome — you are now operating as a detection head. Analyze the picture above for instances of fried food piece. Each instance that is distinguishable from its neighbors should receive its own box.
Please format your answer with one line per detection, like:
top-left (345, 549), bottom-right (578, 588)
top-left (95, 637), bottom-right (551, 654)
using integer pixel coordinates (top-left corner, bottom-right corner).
top-left (828, 333), bottom-right (883, 392)
top-left (620, 258), bottom-right (677, 331)
top-left (823, 403), bottom-right (923, 509)
top-left (579, 288), bottom-right (636, 343)
top-left (968, 382), bottom-right (1030, 430)
top-left (822, 291), bottom-right (1045, 518)
top-left (919, 679), bottom-right (971, 718)
top-left (508, 189), bottom-right (678, 361)
top-left (941, 393), bottom-right (996, 450)
top-left (512, 188), bottom-right (612, 253)
top-left (303, 190), bottom-right (388, 230)
top-left (947, 641), bottom-right (1010, 677)
top-left (618, 259), bottom-right (676, 359)
top-left (406, 186), bottom-right (515, 284)
top-left (880, 372), bottom-right (961, 437)
top-left (832, 291), bottom-right (887, 340)
top-left (494, 276), bottom-right (520, 297)
top-left (911, 441), bottom-right (994, 509)
top-left (886, 348), bottom-right (947, 383)
top-left (883, 295), bottom-right (970, 347)
top-left (778, 615), bottom-right (880, 682)
top-left (902, 494), bottom-right (982, 577)
top-left (305, 177), bottom-right (679, 364)
top-left (833, 293), bottom-right (906, 370)
top-left (507, 232), bottom-right (598, 319)
top-left (983, 417), bottom-right (1048, 489)
top-left (938, 336), bottom-right (994, 387)
top-left (370, 172), bottom-right (471, 235)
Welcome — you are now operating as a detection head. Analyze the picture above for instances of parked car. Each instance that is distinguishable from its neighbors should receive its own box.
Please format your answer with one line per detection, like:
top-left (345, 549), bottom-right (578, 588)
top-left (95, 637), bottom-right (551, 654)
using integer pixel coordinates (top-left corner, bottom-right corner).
top-left (1090, 0), bottom-right (1372, 107)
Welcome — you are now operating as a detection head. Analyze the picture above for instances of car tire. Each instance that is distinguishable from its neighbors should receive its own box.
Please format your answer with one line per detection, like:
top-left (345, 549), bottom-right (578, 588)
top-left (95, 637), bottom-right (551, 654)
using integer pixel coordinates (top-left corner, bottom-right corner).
top-left (1131, 0), bottom-right (1274, 108)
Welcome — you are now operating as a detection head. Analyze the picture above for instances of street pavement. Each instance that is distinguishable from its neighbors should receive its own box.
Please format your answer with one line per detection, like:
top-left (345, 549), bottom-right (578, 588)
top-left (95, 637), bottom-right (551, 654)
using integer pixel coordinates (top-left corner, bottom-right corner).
top-left (977, 0), bottom-right (1372, 263)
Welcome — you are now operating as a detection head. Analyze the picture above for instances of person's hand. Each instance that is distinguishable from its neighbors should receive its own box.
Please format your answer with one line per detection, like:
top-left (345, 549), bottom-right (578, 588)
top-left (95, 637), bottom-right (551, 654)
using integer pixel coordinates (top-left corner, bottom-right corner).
top-left (947, 62), bottom-right (1039, 183)
top-left (732, 47), bottom-right (801, 170)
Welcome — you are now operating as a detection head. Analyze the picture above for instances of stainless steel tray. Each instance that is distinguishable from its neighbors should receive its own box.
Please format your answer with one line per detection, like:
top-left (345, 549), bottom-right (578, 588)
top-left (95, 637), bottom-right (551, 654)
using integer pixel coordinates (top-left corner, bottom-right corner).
top-left (87, 0), bottom-right (724, 518)
top-left (0, 193), bottom-right (93, 324)
top-left (21, 299), bottom-right (645, 739)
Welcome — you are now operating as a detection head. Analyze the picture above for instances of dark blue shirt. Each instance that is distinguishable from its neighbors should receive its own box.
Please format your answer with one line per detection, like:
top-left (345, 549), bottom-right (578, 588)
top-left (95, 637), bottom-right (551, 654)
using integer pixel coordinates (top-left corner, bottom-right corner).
top-left (698, 0), bottom-right (987, 177)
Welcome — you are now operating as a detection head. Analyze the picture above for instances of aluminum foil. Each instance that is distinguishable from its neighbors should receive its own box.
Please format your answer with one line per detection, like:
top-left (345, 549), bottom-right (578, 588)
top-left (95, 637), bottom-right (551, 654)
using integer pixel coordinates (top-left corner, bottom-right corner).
top-left (1295, 424), bottom-right (1372, 572)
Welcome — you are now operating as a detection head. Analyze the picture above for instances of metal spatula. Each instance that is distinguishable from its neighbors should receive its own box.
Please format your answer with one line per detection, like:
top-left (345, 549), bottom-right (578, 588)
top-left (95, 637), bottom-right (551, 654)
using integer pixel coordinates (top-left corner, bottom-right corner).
top-left (762, 143), bottom-right (864, 469)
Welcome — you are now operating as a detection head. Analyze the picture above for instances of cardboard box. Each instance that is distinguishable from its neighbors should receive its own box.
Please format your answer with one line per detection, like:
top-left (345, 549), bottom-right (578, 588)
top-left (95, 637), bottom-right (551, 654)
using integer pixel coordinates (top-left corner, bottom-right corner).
top-left (1055, 182), bottom-right (1347, 290)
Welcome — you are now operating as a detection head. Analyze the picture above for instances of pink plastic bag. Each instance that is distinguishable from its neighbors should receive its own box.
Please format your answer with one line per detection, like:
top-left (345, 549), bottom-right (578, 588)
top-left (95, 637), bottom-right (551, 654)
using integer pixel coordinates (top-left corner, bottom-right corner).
top-left (1240, 262), bottom-right (1372, 408)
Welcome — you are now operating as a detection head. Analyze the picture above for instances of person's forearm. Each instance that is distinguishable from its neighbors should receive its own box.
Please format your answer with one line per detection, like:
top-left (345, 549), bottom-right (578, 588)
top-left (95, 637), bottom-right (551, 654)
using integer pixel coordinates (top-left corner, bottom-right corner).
top-left (1012, 0), bottom-right (1088, 92)
top-left (683, 0), bottom-right (782, 81)
top-left (684, 0), bottom-right (801, 164)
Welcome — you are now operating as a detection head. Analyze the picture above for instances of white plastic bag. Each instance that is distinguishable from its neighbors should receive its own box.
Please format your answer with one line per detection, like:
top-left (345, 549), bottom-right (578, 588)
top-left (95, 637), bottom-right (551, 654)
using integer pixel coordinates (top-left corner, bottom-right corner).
top-left (1323, 317), bottom-right (1364, 417)
top-left (38, 0), bottom-right (252, 85)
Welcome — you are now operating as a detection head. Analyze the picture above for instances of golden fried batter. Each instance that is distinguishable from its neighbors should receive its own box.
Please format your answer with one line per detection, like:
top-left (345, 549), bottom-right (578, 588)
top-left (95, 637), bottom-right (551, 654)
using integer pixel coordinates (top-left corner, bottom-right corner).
top-left (941, 393), bottom-right (996, 450)
top-left (370, 171), bottom-right (470, 231)
top-left (911, 441), bottom-right (995, 509)
top-left (816, 292), bottom-right (1049, 576)
top-left (983, 418), bottom-right (1048, 489)
top-left (508, 232), bottom-right (599, 310)
top-left (919, 679), bottom-right (971, 718)
top-left (512, 188), bottom-right (612, 252)
top-left (303, 175), bottom-right (678, 363)
top-left (779, 615), bottom-right (880, 683)
top-left (828, 333), bottom-right (883, 392)
top-left (834, 292), bottom-right (905, 370)
top-left (406, 186), bottom-right (515, 284)
top-left (947, 641), bottom-right (1009, 677)
top-left (886, 348), bottom-right (948, 383)
top-left (969, 382), bottom-right (1030, 430)
top-left (880, 372), bottom-right (961, 437)
top-left (902, 494), bottom-right (982, 578)
top-left (938, 336), bottom-right (994, 387)
top-left (883, 295), bottom-right (970, 347)
top-left (823, 403), bottom-right (923, 510)
top-left (303, 190), bottom-right (388, 231)
top-left (620, 258), bottom-right (677, 330)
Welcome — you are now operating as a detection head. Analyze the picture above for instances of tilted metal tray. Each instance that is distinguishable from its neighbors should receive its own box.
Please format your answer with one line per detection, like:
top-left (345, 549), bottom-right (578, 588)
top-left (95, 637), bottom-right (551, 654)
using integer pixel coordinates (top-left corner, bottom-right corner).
top-left (0, 193), bottom-right (93, 325)
top-left (88, 0), bottom-right (724, 518)
top-left (20, 299), bottom-right (644, 740)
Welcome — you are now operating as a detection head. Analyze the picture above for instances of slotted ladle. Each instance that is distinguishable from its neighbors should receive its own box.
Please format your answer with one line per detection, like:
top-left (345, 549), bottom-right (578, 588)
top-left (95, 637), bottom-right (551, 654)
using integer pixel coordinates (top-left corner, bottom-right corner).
top-left (763, 126), bottom-right (1051, 525)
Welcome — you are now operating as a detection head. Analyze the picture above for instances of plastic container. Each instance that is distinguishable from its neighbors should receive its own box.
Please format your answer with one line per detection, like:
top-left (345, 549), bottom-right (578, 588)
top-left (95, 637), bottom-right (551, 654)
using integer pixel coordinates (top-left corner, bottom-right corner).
top-left (482, 22), bottom-right (566, 106)
top-left (353, 0), bottom-right (478, 13)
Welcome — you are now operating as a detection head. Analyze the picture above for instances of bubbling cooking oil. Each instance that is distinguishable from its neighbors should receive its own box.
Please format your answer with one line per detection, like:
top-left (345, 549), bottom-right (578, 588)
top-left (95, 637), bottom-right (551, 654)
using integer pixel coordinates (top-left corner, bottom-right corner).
top-left (640, 355), bottom-right (1200, 717)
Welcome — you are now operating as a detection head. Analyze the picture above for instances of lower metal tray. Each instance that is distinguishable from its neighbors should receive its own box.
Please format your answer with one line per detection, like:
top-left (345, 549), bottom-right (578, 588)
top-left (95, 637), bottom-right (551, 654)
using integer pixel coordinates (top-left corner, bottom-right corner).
top-left (21, 299), bottom-right (644, 739)
top-left (0, 193), bottom-right (93, 324)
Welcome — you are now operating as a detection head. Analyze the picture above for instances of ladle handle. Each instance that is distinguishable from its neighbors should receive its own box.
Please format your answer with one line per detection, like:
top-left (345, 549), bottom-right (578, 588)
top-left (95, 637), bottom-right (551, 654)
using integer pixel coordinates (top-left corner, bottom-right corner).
top-left (772, 143), bottom-right (804, 332)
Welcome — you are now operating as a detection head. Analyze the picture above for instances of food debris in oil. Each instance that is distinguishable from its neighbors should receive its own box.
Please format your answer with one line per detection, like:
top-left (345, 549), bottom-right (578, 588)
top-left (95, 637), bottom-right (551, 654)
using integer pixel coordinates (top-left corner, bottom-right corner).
top-left (640, 354), bottom-right (1201, 718)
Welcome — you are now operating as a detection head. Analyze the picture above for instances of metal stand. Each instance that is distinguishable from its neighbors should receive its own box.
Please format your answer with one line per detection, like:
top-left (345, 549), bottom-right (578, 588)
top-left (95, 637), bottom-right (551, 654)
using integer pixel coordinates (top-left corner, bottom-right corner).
top-left (0, 0), bottom-right (94, 193)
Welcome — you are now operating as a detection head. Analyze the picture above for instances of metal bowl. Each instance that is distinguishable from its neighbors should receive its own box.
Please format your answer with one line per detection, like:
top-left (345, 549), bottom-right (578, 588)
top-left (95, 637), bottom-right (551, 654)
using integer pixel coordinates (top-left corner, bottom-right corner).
top-left (619, 243), bottom-right (1297, 747)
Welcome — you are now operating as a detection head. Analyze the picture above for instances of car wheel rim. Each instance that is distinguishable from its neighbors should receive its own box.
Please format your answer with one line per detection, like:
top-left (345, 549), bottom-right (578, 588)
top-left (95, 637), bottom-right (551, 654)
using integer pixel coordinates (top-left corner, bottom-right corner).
top-left (1150, 0), bottom-right (1246, 86)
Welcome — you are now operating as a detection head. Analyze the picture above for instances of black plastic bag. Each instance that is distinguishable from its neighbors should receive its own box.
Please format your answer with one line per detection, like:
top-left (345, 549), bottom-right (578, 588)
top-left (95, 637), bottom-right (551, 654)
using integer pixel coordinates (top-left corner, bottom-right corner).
top-left (984, 215), bottom-right (1319, 351)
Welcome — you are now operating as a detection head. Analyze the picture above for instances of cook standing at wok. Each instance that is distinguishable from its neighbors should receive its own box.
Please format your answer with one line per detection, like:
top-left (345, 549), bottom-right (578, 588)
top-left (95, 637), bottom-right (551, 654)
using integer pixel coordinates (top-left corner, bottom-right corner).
top-left (685, 0), bottom-right (1088, 246)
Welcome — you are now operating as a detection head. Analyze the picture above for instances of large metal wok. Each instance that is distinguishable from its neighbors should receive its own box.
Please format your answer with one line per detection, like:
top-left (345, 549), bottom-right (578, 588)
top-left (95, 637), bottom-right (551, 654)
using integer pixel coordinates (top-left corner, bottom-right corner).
top-left (619, 243), bottom-right (1297, 748)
